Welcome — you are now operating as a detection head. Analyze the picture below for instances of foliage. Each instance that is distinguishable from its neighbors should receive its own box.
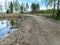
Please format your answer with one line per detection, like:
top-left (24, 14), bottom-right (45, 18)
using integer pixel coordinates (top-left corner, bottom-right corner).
top-left (20, 6), bottom-right (24, 13)
top-left (6, 9), bottom-right (10, 13)
top-left (25, 3), bottom-right (29, 12)
top-left (10, 20), bottom-right (14, 27)
top-left (13, 0), bottom-right (20, 12)
top-left (9, 1), bottom-right (13, 13)
top-left (31, 3), bottom-right (36, 13)
top-left (26, 3), bottom-right (29, 9)
top-left (45, 0), bottom-right (56, 18)
top-left (36, 4), bottom-right (39, 10)
top-left (40, 9), bottom-right (53, 14)
top-left (57, 0), bottom-right (60, 18)
top-left (57, 10), bottom-right (60, 18)
top-left (5, 0), bottom-right (7, 10)
top-left (45, 0), bottom-right (54, 6)
top-left (36, 3), bottom-right (40, 13)
top-left (44, 0), bottom-right (60, 18)
top-left (0, 5), bottom-right (2, 12)
top-left (31, 3), bottom-right (40, 13)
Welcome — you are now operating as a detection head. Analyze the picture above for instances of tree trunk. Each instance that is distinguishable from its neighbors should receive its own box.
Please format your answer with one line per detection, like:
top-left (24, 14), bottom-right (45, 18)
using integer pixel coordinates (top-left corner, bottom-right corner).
top-left (57, 0), bottom-right (60, 18)
top-left (52, 0), bottom-right (56, 18)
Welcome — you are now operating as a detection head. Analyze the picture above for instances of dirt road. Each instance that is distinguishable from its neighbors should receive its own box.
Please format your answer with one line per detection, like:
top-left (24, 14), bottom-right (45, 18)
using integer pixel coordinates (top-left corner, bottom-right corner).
top-left (0, 15), bottom-right (60, 45)
top-left (32, 16), bottom-right (60, 45)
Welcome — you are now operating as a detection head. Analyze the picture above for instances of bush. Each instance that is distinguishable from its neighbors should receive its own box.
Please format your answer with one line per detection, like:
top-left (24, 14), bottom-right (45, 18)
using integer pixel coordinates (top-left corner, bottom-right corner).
top-left (57, 10), bottom-right (60, 17)
top-left (6, 9), bottom-right (10, 13)
top-left (40, 9), bottom-right (53, 14)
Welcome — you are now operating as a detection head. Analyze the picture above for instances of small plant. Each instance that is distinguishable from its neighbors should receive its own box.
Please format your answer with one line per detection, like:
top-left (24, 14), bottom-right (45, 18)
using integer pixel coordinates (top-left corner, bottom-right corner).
top-left (6, 9), bottom-right (10, 13)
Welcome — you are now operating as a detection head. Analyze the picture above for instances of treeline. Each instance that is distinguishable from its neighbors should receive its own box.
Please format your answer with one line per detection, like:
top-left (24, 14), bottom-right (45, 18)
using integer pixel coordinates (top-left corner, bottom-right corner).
top-left (39, 9), bottom-right (53, 14)
top-left (44, 0), bottom-right (60, 19)
top-left (5, 0), bottom-right (40, 14)
top-left (0, 0), bottom-right (60, 19)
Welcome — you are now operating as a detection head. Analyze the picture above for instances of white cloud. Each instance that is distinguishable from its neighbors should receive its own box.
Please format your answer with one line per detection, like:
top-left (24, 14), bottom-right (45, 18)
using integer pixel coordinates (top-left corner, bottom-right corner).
top-left (40, 5), bottom-right (54, 10)
top-left (0, 0), bottom-right (4, 2)
top-left (0, 0), bottom-right (13, 12)
top-left (40, 6), bottom-right (47, 10)
top-left (0, 0), bottom-right (5, 6)
top-left (0, 0), bottom-right (5, 12)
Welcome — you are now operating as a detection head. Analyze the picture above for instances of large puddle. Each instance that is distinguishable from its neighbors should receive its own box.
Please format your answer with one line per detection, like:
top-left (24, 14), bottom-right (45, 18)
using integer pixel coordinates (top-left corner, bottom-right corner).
top-left (0, 18), bottom-right (22, 40)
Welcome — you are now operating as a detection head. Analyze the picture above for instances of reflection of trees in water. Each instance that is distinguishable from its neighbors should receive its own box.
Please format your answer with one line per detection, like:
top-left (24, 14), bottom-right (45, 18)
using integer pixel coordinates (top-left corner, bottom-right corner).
top-left (10, 20), bottom-right (14, 27)
top-left (10, 18), bottom-right (21, 27)
top-left (6, 20), bottom-right (9, 27)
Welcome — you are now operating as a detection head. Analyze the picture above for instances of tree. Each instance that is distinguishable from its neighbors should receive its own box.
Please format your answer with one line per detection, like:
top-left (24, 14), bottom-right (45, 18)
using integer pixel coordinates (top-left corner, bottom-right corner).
top-left (20, 5), bottom-right (24, 13)
top-left (5, 0), bottom-right (7, 11)
top-left (45, 0), bottom-right (60, 18)
top-left (0, 5), bottom-right (2, 13)
top-left (13, 0), bottom-right (20, 12)
top-left (9, 1), bottom-right (13, 13)
top-left (44, 0), bottom-right (56, 18)
top-left (31, 3), bottom-right (37, 13)
top-left (26, 3), bottom-right (29, 12)
top-left (57, 0), bottom-right (60, 18)
top-left (36, 3), bottom-right (40, 13)
top-left (26, 3), bottom-right (29, 9)
top-left (31, 3), bottom-right (40, 13)
top-left (20, 3), bottom-right (25, 13)
top-left (6, 9), bottom-right (10, 13)
top-left (52, 0), bottom-right (56, 18)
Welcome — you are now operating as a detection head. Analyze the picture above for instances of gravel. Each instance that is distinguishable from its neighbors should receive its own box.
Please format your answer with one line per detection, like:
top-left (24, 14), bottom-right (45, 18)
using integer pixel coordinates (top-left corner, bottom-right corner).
top-left (0, 15), bottom-right (60, 45)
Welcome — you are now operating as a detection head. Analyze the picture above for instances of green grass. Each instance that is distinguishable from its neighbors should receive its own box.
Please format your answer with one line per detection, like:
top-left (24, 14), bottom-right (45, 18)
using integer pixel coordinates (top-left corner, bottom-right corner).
top-left (40, 14), bottom-right (60, 21)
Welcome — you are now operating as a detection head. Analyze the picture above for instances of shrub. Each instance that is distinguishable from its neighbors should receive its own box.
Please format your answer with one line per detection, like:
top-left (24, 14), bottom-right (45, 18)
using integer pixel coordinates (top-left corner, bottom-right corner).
top-left (6, 9), bottom-right (10, 13)
top-left (57, 10), bottom-right (60, 17)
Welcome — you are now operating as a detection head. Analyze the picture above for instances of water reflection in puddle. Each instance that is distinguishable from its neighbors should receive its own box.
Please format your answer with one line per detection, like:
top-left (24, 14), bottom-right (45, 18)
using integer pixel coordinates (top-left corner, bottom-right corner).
top-left (0, 18), bottom-right (21, 40)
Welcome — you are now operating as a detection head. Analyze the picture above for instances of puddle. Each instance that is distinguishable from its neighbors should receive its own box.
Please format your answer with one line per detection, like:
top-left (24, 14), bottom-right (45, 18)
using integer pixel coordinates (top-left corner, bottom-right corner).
top-left (0, 18), bottom-right (22, 40)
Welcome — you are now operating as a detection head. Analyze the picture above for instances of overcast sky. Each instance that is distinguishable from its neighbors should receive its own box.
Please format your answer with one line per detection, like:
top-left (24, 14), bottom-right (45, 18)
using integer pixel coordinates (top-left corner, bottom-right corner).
top-left (0, 0), bottom-right (53, 12)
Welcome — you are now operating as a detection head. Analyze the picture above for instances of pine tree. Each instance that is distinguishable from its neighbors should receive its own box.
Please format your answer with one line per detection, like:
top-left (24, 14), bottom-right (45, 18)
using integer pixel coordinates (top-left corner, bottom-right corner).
top-left (9, 1), bottom-right (13, 13)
